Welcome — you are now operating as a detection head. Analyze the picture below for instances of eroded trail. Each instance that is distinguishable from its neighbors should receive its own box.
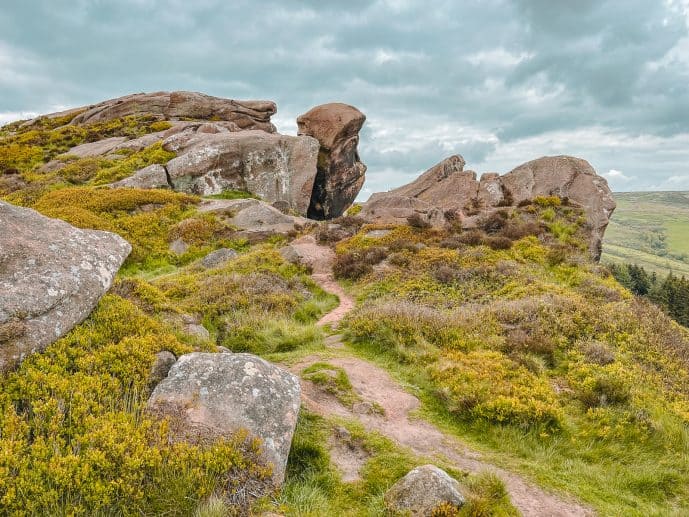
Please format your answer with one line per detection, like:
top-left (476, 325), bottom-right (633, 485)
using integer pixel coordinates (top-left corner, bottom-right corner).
top-left (286, 236), bottom-right (594, 517)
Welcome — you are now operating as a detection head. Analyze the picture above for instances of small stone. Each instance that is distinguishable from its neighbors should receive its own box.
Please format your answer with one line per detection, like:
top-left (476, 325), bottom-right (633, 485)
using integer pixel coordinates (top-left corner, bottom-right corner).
top-left (201, 248), bottom-right (238, 268)
top-left (184, 323), bottom-right (210, 340)
top-left (384, 465), bottom-right (465, 516)
top-left (216, 346), bottom-right (232, 354)
top-left (169, 238), bottom-right (188, 255)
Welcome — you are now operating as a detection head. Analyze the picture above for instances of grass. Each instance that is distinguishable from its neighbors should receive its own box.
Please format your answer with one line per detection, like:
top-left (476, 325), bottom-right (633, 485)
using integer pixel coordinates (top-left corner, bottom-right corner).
top-left (602, 191), bottom-right (689, 276)
top-left (269, 410), bottom-right (518, 516)
top-left (336, 206), bottom-right (689, 516)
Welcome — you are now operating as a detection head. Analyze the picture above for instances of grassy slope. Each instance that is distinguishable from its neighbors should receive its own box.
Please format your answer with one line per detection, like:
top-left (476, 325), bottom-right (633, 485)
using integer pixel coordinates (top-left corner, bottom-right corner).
top-left (335, 205), bottom-right (689, 516)
top-left (0, 114), bottom-right (515, 516)
top-left (602, 191), bottom-right (689, 277)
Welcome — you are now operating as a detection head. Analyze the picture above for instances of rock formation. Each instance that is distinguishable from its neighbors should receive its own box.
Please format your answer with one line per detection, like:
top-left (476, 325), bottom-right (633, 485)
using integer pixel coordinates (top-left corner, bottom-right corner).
top-left (360, 154), bottom-right (615, 259)
top-left (0, 201), bottom-right (131, 372)
top-left (384, 465), bottom-right (465, 516)
top-left (25, 92), bottom-right (369, 220)
top-left (147, 352), bottom-right (301, 485)
top-left (26, 91), bottom-right (277, 133)
top-left (297, 103), bottom-right (367, 219)
top-left (163, 131), bottom-right (320, 214)
top-left (198, 198), bottom-right (314, 241)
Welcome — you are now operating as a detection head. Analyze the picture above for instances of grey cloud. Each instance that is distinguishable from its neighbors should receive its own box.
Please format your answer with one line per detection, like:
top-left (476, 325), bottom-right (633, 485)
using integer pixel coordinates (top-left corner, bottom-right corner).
top-left (0, 0), bottom-right (688, 193)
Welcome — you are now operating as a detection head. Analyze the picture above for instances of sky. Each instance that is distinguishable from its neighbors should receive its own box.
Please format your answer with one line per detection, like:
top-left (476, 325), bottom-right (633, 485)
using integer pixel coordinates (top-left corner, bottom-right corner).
top-left (1, 0), bottom-right (688, 196)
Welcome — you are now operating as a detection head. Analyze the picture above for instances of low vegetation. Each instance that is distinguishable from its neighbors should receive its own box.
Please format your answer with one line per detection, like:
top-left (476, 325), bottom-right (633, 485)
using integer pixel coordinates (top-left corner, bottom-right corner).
top-left (338, 201), bottom-right (689, 515)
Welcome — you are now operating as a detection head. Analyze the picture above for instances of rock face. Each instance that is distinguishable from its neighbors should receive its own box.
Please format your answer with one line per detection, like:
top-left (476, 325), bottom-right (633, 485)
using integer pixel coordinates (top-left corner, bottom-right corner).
top-left (297, 103), bottom-right (367, 219)
top-left (384, 465), bottom-right (465, 516)
top-left (110, 164), bottom-right (170, 189)
top-left (60, 91), bottom-right (277, 133)
top-left (163, 131), bottom-right (320, 215)
top-left (0, 201), bottom-right (131, 372)
top-left (147, 352), bottom-right (301, 485)
top-left (361, 154), bottom-right (615, 259)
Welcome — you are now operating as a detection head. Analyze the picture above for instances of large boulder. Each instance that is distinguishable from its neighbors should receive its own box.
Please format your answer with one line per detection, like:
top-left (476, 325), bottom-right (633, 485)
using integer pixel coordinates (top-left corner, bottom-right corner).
top-left (0, 201), bottom-right (131, 372)
top-left (163, 131), bottom-right (320, 215)
top-left (297, 103), bottom-right (367, 219)
top-left (384, 465), bottom-right (465, 516)
top-left (147, 352), bottom-right (301, 485)
top-left (54, 91), bottom-right (277, 133)
top-left (198, 198), bottom-right (313, 239)
top-left (500, 156), bottom-right (616, 259)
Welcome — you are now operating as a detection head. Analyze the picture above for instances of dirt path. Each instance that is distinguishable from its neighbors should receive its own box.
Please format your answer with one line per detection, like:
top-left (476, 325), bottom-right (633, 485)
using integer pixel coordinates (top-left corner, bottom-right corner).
top-left (284, 236), bottom-right (594, 516)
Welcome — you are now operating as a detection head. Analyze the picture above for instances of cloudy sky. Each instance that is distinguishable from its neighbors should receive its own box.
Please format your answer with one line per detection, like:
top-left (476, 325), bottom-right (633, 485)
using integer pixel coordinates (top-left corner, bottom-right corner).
top-left (1, 0), bottom-right (688, 195)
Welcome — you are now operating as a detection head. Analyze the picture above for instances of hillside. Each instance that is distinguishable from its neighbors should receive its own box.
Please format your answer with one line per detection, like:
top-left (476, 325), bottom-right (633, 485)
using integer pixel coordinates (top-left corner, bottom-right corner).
top-left (602, 191), bottom-right (689, 277)
top-left (2, 94), bottom-right (689, 516)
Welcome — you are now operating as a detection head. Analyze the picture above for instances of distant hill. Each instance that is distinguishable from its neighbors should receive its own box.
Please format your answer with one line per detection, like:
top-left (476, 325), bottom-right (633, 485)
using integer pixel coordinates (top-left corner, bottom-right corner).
top-left (602, 191), bottom-right (689, 277)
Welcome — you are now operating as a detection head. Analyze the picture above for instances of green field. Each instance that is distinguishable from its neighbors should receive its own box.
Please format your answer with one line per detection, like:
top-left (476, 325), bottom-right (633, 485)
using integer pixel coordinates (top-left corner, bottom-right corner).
top-left (602, 191), bottom-right (689, 277)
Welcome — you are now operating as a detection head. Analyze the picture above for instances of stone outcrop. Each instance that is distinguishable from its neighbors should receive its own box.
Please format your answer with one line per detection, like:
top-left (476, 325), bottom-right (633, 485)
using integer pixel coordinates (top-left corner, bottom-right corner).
top-left (32, 91), bottom-right (278, 133)
top-left (384, 465), bottom-right (465, 516)
top-left (198, 198), bottom-right (314, 240)
top-left (110, 164), bottom-right (170, 189)
top-left (0, 201), bottom-right (131, 372)
top-left (360, 154), bottom-right (615, 259)
top-left (27, 92), bottom-right (369, 221)
top-left (163, 131), bottom-right (320, 215)
top-left (297, 103), bottom-right (367, 219)
top-left (147, 352), bottom-right (301, 485)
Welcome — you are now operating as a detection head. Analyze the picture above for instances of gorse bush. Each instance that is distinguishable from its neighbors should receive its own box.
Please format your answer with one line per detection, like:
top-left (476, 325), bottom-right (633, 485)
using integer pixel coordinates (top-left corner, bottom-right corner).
top-left (0, 294), bottom-right (271, 515)
top-left (430, 350), bottom-right (562, 430)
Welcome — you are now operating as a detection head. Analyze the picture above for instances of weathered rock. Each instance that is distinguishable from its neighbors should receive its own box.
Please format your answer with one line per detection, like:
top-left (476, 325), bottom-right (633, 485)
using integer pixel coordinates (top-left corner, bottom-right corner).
top-left (62, 136), bottom-right (128, 158)
top-left (0, 201), bottom-right (131, 372)
top-left (297, 103), bottom-right (367, 219)
top-left (361, 154), bottom-right (615, 259)
top-left (62, 91), bottom-right (277, 132)
top-left (149, 351), bottom-right (176, 387)
top-left (110, 164), bottom-right (170, 189)
top-left (201, 248), bottom-right (238, 268)
top-left (384, 465), bottom-right (465, 516)
top-left (500, 155), bottom-right (616, 259)
top-left (163, 131), bottom-right (319, 215)
top-left (147, 352), bottom-right (301, 485)
top-left (169, 238), bottom-right (188, 255)
top-left (359, 193), bottom-right (446, 227)
top-left (198, 198), bottom-right (312, 238)
top-left (231, 203), bottom-right (308, 234)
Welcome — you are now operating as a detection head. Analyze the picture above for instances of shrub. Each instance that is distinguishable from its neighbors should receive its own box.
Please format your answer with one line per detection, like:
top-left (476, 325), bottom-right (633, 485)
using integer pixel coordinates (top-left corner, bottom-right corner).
top-left (0, 295), bottom-right (271, 515)
top-left (533, 195), bottom-right (562, 207)
top-left (501, 220), bottom-right (541, 240)
top-left (581, 341), bottom-right (616, 366)
top-left (485, 236), bottom-right (513, 250)
top-left (457, 230), bottom-right (485, 246)
top-left (429, 350), bottom-right (561, 429)
top-left (333, 253), bottom-right (373, 280)
top-left (407, 212), bottom-right (431, 229)
top-left (479, 211), bottom-right (508, 234)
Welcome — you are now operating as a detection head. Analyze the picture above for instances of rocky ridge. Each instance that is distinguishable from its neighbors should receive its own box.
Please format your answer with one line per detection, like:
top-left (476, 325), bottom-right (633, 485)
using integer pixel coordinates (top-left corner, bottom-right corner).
top-left (360, 154), bottom-right (615, 259)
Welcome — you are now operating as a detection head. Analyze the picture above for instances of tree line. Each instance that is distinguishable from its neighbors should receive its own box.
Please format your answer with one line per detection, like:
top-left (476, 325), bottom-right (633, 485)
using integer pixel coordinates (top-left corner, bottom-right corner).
top-left (610, 263), bottom-right (689, 328)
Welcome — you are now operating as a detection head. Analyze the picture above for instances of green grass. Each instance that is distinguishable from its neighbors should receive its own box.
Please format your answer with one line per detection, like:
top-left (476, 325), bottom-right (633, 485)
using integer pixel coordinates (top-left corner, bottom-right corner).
top-left (602, 191), bottom-right (689, 277)
top-left (269, 411), bottom-right (518, 516)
